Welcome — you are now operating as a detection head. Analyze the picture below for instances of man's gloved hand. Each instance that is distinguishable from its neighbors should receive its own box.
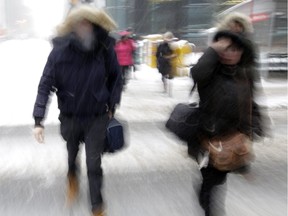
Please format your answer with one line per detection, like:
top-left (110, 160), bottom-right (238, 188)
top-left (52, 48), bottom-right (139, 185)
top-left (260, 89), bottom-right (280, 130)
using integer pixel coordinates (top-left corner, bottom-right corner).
top-left (108, 110), bottom-right (113, 119)
top-left (108, 106), bottom-right (116, 119)
top-left (33, 126), bottom-right (45, 143)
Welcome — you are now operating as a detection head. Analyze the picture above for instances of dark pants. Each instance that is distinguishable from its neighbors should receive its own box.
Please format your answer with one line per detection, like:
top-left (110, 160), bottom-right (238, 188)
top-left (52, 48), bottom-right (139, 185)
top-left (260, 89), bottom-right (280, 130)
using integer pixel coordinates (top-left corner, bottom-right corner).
top-left (59, 113), bottom-right (109, 212)
top-left (199, 166), bottom-right (228, 216)
top-left (121, 65), bottom-right (130, 86)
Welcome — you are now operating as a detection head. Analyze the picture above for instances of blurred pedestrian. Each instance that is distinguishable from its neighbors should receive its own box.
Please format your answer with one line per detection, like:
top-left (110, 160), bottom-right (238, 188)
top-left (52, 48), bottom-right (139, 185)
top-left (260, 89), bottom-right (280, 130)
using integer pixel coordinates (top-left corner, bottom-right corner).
top-left (188, 12), bottom-right (264, 159)
top-left (114, 30), bottom-right (136, 88)
top-left (189, 29), bottom-right (266, 216)
top-left (32, 5), bottom-right (122, 216)
top-left (126, 27), bottom-right (138, 78)
top-left (156, 31), bottom-right (176, 96)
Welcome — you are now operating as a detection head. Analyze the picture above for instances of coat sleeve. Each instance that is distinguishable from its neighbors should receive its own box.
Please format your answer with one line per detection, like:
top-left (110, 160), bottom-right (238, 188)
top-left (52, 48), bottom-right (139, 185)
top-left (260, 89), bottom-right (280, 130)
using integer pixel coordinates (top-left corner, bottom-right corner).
top-left (190, 47), bottom-right (220, 86)
top-left (129, 38), bottom-right (136, 51)
top-left (33, 51), bottom-right (56, 120)
top-left (105, 43), bottom-right (123, 111)
top-left (156, 44), bottom-right (161, 59)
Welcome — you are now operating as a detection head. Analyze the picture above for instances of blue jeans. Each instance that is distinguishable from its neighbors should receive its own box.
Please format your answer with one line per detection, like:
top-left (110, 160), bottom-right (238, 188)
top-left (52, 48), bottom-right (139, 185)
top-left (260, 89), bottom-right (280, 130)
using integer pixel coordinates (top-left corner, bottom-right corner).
top-left (59, 113), bottom-right (109, 212)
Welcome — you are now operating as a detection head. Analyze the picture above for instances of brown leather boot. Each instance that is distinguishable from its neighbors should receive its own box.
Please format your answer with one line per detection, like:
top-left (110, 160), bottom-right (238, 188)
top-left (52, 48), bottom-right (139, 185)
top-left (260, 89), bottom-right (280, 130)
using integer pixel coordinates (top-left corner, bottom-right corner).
top-left (92, 205), bottom-right (105, 216)
top-left (92, 209), bottom-right (105, 216)
top-left (66, 173), bottom-right (79, 205)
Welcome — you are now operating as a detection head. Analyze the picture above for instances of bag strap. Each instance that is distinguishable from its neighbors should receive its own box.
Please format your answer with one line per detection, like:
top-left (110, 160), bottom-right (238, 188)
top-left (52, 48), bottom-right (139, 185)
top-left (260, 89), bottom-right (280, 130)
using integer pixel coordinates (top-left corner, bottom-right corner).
top-left (209, 140), bottom-right (223, 152)
top-left (189, 82), bottom-right (197, 97)
top-left (100, 43), bottom-right (110, 80)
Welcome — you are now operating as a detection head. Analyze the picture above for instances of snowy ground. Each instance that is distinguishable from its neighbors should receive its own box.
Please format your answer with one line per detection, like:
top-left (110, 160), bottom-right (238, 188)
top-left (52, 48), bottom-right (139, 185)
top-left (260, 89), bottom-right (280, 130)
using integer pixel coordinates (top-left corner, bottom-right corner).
top-left (0, 39), bottom-right (287, 216)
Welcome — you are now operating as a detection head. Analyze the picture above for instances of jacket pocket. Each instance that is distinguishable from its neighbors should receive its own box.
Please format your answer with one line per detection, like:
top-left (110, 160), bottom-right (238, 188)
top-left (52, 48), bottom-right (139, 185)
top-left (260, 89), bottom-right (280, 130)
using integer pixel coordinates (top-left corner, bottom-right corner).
top-left (57, 91), bottom-right (75, 113)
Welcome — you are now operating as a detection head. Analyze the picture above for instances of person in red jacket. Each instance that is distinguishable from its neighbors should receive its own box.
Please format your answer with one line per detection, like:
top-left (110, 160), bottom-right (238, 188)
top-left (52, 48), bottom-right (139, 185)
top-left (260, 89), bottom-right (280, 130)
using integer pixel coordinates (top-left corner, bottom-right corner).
top-left (114, 31), bottom-right (135, 88)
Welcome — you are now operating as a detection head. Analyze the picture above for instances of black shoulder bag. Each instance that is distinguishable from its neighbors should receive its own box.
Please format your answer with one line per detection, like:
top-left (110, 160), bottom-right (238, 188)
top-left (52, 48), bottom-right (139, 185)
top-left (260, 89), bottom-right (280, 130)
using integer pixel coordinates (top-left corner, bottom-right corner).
top-left (165, 83), bottom-right (200, 142)
top-left (102, 44), bottom-right (126, 153)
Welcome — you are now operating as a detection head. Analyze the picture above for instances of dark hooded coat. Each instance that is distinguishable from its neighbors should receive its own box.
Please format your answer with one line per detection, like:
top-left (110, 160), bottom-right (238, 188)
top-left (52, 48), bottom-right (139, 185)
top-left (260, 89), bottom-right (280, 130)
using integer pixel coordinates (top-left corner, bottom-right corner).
top-left (33, 26), bottom-right (122, 120)
top-left (191, 31), bottom-right (262, 138)
top-left (156, 42), bottom-right (173, 77)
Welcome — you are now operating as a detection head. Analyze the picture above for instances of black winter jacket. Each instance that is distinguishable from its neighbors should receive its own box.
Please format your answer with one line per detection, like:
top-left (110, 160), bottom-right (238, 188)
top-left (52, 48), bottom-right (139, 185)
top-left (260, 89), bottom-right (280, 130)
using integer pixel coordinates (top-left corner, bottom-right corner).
top-left (33, 31), bottom-right (122, 123)
top-left (156, 42), bottom-right (173, 77)
top-left (191, 47), bottom-right (255, 138)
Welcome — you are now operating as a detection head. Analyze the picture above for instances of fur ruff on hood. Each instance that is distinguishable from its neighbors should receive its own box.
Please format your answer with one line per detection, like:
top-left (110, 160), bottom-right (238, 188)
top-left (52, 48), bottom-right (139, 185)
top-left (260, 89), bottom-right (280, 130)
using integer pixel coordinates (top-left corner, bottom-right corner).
top-left (56, 5), bottom-right (117, 36)
top-left (217, 12), bottom-right (253, 34)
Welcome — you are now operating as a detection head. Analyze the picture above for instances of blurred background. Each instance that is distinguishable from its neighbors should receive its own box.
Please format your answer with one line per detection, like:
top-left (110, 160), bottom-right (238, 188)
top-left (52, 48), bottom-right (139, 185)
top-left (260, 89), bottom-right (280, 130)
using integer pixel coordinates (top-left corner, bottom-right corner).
top-left (0, 0), bottom-right (287, 75)
top-left (0, 1), bottom-right (287, 216)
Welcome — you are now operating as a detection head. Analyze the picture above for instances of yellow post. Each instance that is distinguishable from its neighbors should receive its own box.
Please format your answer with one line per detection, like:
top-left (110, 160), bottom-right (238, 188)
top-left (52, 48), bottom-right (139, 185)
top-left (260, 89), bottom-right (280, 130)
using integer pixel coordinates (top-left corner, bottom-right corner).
top-left (170, 40), bottom-right (193, 76)
top-left (142, 34), bottom-right (163, 68)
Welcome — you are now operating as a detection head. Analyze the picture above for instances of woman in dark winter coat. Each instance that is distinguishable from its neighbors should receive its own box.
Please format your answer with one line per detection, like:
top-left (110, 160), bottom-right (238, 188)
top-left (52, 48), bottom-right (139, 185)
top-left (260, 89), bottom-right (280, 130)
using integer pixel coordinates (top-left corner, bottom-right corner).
top-left (156, 32), bottom-right (176, 94)
top-left (190, 29), bottom-right (265, 216)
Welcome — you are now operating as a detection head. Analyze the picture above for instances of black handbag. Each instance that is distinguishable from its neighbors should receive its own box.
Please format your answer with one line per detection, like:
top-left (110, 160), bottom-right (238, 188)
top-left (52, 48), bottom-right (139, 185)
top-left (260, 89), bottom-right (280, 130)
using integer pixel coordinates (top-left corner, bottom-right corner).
top-left (165, 102), bottom-right (200, 142)
top-left (105, 117), bottom-right (125, 153)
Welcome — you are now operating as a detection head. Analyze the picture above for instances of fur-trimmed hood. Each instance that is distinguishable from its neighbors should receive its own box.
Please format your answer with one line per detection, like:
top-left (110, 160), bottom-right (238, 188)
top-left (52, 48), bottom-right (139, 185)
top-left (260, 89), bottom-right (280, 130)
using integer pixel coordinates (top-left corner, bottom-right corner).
top-left (56, 5), bottom-right (117, 37)
top-left (217, 12), bottom-right (253, 35)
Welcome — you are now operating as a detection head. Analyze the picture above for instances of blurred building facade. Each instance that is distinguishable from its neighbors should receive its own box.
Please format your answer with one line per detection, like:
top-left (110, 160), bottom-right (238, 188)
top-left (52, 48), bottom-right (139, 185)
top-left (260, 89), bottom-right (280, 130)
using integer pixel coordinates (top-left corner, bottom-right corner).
top-left (106, 0), bottom-right (286, 53)
top-left (0, 0), bottom-right (105, 39)
top-left (0, 0), bottom-right (34, 38)
top-left (0, 0), bottom-right (286, 54)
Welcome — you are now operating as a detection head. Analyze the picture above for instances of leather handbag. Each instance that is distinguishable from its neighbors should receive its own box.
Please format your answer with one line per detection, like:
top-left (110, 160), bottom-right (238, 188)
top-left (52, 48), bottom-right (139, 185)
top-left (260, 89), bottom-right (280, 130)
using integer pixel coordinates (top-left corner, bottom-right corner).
top-left (201, 132), bottom-right (255, 171)
top-left (105, 117), bottom-right (125, 153)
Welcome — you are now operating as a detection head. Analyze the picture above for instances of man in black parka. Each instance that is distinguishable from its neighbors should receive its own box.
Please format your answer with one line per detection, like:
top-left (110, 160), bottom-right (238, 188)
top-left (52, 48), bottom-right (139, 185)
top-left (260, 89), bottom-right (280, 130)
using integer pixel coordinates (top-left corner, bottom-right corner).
top-left (32, 5), bottom-right (122, 216)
